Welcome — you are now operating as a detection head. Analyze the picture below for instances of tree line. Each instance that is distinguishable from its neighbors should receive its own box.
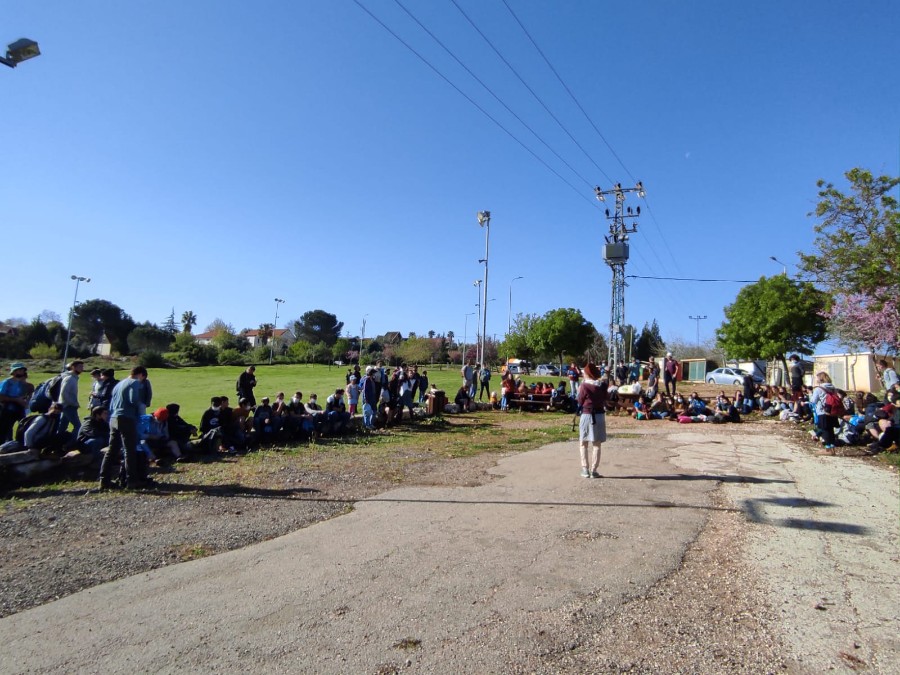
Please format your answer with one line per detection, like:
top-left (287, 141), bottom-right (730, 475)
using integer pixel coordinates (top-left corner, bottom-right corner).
top-left (716, 168), bottom-right (899, 366)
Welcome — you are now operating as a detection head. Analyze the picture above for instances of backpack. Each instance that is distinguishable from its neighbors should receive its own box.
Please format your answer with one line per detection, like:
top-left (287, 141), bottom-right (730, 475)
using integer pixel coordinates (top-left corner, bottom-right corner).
top-left (821, 388), bottom-right (844, 416)
top-left (15, 413), bottom-right (46, 444)
top-left (29, 375), bottom-right (63, 413)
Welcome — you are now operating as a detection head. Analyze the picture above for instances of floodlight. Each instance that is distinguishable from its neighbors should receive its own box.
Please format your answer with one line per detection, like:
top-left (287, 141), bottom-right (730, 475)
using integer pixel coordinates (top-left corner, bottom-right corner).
top-left (1, 38), bottom-right (40, 68)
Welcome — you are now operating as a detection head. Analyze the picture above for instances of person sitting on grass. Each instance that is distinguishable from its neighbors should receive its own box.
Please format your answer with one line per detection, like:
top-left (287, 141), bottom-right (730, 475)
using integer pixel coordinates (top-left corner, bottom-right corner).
top-left (165, 403), bottom-right (197, 456)
top-left (649, 392), bottom-right (673, 419)
top-left (455, 385), bottom-right (472, 412)
top-left (325, 388), bottom-right (350, 434)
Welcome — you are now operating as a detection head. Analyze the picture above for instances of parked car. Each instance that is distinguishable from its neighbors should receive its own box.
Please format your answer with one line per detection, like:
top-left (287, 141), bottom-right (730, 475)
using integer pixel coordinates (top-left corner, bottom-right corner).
top-left (535, 364), bottom-right (560, 376)
top-left (705, 367), bottom-right (764, 386)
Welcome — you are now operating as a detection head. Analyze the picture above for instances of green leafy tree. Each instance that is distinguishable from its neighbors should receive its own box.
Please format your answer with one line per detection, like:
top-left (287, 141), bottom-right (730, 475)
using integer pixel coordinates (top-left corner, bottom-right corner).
top-left (332, 337), bottom-right (351, 363)
top-left (71, 299), bottom-right (136, 355)
top-left (287, 339), bottom-right (315, 363)
top-left (502, 313), bottom-right (540, 363)
top-left (528, 308), bottom-right (595, 365)
top-left (128, 323), bottom-right (174, 354)
top-left (397, 337), bottom-right (434, 365)
top-left (292, 310), bottom-right (344, 347)
top-left (181, 310), bottom-right (197, 333)
top-left (799, 168), bottom-right (900, 301)
top-left (716, 275), bottom-right (827, 371)
top-left (29, 342), bottom-right (58, 360)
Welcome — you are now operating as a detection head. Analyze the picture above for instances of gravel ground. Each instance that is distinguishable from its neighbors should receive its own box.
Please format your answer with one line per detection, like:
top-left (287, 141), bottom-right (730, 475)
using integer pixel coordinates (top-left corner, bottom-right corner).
top-left (1, 412), bottom-right (891, 674)
top-left (523, 488), bottom-right (800, 674)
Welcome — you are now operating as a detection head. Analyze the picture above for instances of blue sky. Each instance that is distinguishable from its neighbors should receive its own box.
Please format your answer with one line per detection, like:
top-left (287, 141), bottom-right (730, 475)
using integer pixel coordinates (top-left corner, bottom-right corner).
top-left (2, 1), bottom-right (898, 353)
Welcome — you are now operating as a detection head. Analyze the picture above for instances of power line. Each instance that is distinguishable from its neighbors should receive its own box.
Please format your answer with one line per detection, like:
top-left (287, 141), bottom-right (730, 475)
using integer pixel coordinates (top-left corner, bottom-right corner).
top-left (350, 0), bottom-right (599, 209)
top-left (501, 0), bottom-right (684, 276)
top-left (392, 0), bottom-right (595, 190)
top-left (500, 0), bottom-right (634, 184)
top-left (448, 0), bottom-right (615, 185)
top-left (627, 275), bottom-right (757, 283)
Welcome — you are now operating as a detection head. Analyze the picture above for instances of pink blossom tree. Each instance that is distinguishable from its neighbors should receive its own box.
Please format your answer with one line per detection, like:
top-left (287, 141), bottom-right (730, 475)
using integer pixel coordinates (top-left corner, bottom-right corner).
top-left (825, 290), bottom-right (899, 355)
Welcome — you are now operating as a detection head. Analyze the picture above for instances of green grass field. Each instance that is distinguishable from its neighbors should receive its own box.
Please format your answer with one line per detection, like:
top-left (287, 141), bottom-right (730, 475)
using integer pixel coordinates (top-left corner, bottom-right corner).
top-left (24, 363), bottom-right (489, 424)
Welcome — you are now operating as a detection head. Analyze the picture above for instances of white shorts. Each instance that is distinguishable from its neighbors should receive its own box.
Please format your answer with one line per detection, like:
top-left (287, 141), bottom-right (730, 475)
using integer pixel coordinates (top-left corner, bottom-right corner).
top-left (579, 412), bottom-right (607, 443)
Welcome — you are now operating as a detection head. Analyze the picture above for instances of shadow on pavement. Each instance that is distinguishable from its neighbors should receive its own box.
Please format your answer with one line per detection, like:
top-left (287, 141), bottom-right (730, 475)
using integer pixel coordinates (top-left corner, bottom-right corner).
top-left (741, 498), bottom-right (871, 535)
top-left (616, 473), bottom-right (794, 484)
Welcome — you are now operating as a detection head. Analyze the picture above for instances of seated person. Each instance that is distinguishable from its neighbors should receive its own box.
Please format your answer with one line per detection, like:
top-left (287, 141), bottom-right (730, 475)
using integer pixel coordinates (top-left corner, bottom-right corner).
top-left (454, 385), bottom-right (472, 412)
top-left (325, 389), bottom-right (350, 434)
top-left (76, 406), bottom-right (110, 459)
top-left (649, 392), bottom-right (673, 419)
top-left (686, 392), bottom-right (712, 416)
top-left (199, 396), bottom-right (224, 453)
top-left (253, 397), bottom-right (278, 443)
top-left (500, 377), bottom-right (515, 411)
top-left (272, 392), bottom-right (288, 418)
top-left (165, 403), bottom-right (198, 456)
top-left (305, 393), bottom-right (327, 434)
top-left (21, 403), bottom-right (72, 455)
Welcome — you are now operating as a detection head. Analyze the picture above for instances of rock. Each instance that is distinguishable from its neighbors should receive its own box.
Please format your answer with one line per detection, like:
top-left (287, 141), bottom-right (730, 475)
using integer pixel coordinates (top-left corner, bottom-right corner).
top-left (0, 448), bottom-right (40, 466)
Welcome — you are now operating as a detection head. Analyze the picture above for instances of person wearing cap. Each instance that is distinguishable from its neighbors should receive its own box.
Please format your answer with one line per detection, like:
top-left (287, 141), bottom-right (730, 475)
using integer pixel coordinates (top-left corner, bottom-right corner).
top-left (0, 362), bottom-right (31, 442)
top-left (576, 362), bottom-right (609, 478)
top-left (57, 360), bottom-right (85, 435)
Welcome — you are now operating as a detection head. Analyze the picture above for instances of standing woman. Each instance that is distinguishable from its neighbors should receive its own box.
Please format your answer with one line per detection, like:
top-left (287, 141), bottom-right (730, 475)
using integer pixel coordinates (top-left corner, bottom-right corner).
top-left (576, 362), bottom-right (608, 478)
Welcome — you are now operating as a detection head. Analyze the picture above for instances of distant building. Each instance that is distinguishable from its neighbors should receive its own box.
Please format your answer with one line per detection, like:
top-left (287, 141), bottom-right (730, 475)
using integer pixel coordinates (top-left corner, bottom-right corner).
top-left (811, 351), bottom-right (892, 393)
top-left (242, 328), bottom-right (296, 349)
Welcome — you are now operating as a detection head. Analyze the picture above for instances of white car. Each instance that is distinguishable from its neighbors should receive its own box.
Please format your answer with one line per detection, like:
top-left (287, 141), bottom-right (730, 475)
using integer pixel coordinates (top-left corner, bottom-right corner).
top-left (706, 367), bottom-right (763, 386)
top-left (535, 364), bottom-right (560, 376)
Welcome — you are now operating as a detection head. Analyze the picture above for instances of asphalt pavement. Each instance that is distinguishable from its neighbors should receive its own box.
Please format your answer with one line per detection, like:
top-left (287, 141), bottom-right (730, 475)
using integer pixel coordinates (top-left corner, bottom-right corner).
top-left (1, 427), bottom-right (897, 673)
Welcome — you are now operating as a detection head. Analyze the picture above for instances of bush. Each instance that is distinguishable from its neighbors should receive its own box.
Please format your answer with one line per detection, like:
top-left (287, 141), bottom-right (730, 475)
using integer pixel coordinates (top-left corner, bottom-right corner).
top-left (28, 342), bottom-right (58, 360)
top-left (137, 350), bottom-right (167, 368)
top-left (177, 342), bottom-right (219, 365)
top-left (249, 345), bottom-right (273, 364)
top-left (218, 348), bottom-right (245, 366)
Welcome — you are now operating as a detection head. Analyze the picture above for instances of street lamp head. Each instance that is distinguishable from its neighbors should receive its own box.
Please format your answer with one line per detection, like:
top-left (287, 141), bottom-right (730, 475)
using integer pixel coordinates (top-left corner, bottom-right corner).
top-left (594, 187), bottom-right (605, 202)
top-left (636, 181), bottom-right (645, 198)
top-left (473, 280), bottom-right (481, 287)
top-left (274, 298), bottom-right (285, 303)
top-left (477, 210), bottom-right (491, 226)
top-left (1, 38), bottom-right (40, 68)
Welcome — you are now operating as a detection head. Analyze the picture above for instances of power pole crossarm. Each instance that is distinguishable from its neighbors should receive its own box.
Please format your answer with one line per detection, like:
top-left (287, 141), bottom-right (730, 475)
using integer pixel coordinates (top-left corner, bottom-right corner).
top-left (595, 182), bottom-right (644, 367)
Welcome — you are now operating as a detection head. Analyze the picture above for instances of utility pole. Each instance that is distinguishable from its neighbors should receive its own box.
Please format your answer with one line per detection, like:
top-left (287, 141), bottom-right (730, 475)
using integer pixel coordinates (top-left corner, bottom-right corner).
top-left (688, 314), bottom-right (707, 348)
top-left (269, 298), bottom-right (285, 365)
top-left (595, 182), bottom-right (644, 367)
top-left (477, 211), bottom-right (491, 370)
top-left (473, 279), bottom-right (482, 365)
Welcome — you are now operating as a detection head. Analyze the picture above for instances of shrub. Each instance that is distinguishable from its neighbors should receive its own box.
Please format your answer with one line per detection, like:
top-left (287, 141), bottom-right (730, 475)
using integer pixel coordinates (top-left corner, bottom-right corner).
top-left (28, 342), bottom-right (58, 360)
top-left (217, 348), bottom-right (245, 366)
top-left (137, 350), bottom-right (167, 368)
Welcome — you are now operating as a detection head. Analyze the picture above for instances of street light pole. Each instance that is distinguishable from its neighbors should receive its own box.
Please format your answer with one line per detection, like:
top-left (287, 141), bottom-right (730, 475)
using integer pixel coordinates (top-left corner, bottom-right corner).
top-left (361, 314), bottom-right (369, 364)
top-left (769, 256), bottom-right (788, 276)
top-left (473, 280), bottom-right (482, 365)
top-left (477, 211), bottom-right (491, 369)
top-left (270, 298), bottom-right (285, 365)
top-left (62, 275), bottom-right (90, 372)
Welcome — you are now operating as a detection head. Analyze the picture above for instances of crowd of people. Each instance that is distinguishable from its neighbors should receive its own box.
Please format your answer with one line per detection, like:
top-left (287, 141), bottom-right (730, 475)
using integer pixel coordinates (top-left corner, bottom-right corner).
top-left (1, 354), bottom-right (898, 488)
top-left (0, 360), bottom-right (443, 490)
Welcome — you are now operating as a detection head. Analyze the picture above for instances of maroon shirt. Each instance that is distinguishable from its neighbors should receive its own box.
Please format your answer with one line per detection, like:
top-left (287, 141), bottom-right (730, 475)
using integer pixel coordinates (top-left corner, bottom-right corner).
top-left (577, 381), bottom-right (608, 414)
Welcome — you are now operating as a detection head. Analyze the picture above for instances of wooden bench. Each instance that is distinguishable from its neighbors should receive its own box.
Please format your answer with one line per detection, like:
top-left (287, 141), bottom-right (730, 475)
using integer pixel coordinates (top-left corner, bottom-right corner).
top-left (507, 393), bottom-right (552, 411)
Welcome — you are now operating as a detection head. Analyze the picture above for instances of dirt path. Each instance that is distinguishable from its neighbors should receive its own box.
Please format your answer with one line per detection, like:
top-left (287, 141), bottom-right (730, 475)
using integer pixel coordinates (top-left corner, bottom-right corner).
top-left (1, 421), bottom-right (897, 673)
